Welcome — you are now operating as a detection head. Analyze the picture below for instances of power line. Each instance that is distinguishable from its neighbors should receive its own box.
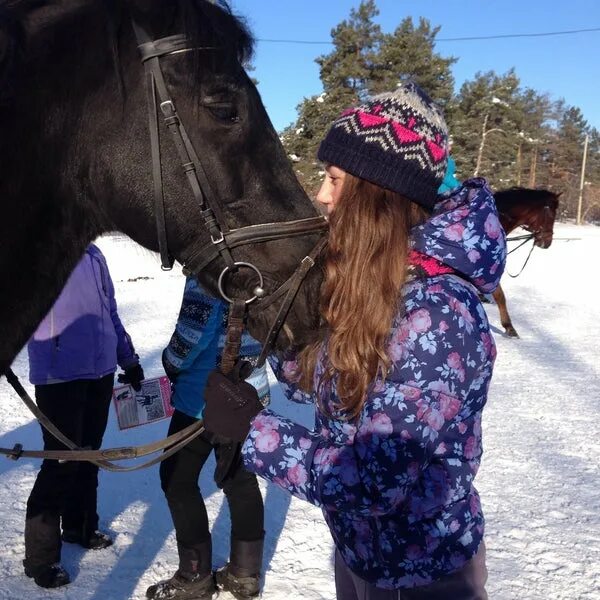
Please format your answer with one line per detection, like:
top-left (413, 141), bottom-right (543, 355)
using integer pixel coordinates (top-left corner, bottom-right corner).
top-left (437, 27), bottom-right (600, 42)
top-left (257, 26), bottom-right (600, 45)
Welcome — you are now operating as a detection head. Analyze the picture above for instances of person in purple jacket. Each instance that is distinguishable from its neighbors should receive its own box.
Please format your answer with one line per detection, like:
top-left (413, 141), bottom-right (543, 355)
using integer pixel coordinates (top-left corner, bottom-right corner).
top-left (23, 243), bottom-right (144, 589)
top-left (203, 82), bottom-right (506, 599)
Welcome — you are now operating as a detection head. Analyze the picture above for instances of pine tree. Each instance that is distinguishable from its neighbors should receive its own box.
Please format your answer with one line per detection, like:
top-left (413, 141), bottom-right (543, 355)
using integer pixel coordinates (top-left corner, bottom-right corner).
top-left (282, 3), bottom-right (455, 192)
top-left (278, 4), bottom-right (598, 221)
top-left (371, 17), bottom-right (456, 107)
top-left (548, 104), bottom-right (590, 218)
top-left (282, 0), bottom-right (381, 193)
top-left (583, 128), bottom-right (600, 222)
top-left (450, 69), bottom-right (555, 187)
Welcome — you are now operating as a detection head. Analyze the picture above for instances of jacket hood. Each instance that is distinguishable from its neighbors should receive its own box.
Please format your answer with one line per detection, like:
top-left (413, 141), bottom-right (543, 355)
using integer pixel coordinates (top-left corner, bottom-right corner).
top-left (410, 178), bottom-right (507, 293)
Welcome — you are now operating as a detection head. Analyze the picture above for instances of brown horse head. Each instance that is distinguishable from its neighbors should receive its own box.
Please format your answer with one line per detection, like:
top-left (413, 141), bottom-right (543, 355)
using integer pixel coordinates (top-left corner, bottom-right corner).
top-left (494, 188), bottom-right (561, 249)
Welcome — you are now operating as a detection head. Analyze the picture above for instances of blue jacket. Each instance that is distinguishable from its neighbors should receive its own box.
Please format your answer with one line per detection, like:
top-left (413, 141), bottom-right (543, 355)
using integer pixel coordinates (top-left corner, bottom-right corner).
top-left (162, 278), bottom-right (270, 419)
top-left (242, 179), bottom-right (506, 589)
top-left (28, 244), bottom-right (139, 385)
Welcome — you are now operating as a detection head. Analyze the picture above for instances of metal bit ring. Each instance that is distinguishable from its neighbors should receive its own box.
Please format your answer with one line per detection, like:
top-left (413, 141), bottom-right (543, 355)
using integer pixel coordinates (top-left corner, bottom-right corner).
top-left (217, 262), bottom-right (264, 305)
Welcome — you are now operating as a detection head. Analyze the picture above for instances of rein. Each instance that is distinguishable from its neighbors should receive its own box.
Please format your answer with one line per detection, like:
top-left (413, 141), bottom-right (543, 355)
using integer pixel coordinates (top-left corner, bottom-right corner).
top-left (505, 239), bottom-right (536, 278)
top-left (2, 23), bottom-right (327, 469)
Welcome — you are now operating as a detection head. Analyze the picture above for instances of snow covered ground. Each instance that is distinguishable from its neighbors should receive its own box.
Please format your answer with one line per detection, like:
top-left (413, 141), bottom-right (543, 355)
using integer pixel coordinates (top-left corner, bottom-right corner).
top-left (0, 223), bottom-right (598, 600)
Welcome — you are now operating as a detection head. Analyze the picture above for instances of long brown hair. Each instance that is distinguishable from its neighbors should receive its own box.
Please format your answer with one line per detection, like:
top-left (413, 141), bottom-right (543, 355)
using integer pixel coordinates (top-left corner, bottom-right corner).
top-left (299, 174), bottom-right (429, 419)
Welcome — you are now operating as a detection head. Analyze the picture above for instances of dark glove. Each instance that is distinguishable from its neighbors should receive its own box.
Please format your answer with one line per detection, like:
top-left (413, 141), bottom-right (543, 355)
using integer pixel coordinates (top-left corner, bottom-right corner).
top-left (117, 364), bottom-right (145, 392)
top-left (203, 367), bottom-right (263, 443)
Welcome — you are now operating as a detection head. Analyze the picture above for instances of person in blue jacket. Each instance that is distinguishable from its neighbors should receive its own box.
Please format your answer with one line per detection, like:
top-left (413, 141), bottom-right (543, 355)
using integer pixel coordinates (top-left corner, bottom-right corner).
top-left (203, 83), bottom-right (506, 599)
top-left (24, 243), bottom-right (144, 589)
top-left (146, 277), bottom-right (269, 600)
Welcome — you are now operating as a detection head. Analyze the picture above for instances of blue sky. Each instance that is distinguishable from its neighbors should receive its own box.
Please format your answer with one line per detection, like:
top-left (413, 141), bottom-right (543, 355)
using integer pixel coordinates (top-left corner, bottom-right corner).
top-left (228, 0), bottom-right (600, 132)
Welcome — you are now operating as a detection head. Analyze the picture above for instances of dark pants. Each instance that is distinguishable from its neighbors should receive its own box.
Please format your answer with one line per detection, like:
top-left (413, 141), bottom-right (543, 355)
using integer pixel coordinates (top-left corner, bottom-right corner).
top-left (334, 543), bottom-right (488, 600)
top-left (24, 375), bottom-right (113, 570)
top-left (159, 410), bottom-right (264, 548)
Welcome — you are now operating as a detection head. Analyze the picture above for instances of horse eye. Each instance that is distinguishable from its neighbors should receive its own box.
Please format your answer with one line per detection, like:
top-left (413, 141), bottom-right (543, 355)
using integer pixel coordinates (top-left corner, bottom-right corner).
top-left (206, 104), bottom-right (239, 123)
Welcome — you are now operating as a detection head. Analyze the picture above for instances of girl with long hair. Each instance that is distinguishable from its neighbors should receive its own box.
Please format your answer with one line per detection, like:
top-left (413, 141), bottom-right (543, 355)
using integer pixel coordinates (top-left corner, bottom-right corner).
top-left (204, 82), bottom-right (506, 599)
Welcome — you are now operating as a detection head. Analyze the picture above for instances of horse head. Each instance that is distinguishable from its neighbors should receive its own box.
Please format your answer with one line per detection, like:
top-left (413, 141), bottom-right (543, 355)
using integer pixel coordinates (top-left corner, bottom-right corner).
top-left (494, 188), bottom-right (560, 249)
top-left (118, 0), bottom-right (327, 348)
top-left (0, 0), bottom-right (325, 371)
top-left (529, 191), bottom-right (560, 249)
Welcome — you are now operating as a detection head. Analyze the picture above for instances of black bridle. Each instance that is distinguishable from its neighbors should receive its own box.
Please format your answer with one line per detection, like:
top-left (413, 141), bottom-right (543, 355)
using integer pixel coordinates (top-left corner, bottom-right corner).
top-left (132, 23), bottom-right (328, 369)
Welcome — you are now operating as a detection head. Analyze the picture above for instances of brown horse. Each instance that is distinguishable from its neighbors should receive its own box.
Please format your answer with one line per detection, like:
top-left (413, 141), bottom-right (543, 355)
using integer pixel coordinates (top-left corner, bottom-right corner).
top-left (493, 187), bottom-right (561, 337)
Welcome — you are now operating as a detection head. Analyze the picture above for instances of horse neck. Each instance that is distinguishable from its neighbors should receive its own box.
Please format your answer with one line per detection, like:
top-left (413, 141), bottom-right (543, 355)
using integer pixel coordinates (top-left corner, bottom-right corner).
top-left (2, 4), bottom-right (122, 164)
top-left (0, 4), bottom-right (128, 372)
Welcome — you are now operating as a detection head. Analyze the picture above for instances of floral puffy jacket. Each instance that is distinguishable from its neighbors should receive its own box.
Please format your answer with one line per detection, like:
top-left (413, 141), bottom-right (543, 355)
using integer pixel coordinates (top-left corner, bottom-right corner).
top-left (242, 179), bottom-right (506, 589)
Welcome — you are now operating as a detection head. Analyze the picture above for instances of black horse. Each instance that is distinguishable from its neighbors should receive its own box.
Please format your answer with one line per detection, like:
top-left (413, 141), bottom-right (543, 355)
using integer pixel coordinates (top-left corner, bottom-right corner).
top-left (493, 187), bottom-right (561, 337)
top-left (0, 0), bottom-right (326, 374)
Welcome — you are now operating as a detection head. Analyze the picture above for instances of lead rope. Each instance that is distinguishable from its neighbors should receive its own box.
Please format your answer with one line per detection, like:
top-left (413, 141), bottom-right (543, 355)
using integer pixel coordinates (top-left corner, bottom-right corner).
top-left (1, 368), bottom-right (205, 472)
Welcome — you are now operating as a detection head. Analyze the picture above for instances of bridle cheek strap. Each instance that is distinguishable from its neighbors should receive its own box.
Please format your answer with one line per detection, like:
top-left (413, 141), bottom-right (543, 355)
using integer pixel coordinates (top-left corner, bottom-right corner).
top-left (134, 25), bottom-right (235, 270)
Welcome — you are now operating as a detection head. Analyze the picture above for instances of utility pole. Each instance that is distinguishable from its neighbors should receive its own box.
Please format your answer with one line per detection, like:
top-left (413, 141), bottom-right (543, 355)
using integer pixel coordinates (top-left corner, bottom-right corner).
top-left (577, 134), bottom-right (589, 225)
top-left (516, 142), bottom-right (522, 186)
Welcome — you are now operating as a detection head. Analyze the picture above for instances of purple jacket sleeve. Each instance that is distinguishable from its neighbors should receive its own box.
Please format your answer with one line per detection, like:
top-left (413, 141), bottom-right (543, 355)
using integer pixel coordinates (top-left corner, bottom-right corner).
top-left (243, 287), bottom-right (493, 517)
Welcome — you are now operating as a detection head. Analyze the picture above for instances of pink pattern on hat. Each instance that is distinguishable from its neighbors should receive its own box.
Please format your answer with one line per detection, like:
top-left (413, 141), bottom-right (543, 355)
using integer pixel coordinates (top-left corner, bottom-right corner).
top-left (392, 121), bottom-right (422, 144)
top-left (357, 111), bottom-right (389, 128)
top-left (427, 140), bottom-right (446, 162)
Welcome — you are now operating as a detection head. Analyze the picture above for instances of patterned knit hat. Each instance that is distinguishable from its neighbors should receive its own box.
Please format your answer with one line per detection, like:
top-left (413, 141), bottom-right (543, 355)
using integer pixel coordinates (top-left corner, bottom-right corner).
top-left (317, 82), bottom-right (449, 209)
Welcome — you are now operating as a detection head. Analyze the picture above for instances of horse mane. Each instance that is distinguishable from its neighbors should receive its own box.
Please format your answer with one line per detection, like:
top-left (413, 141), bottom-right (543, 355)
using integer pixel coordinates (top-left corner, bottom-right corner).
top-left (179, 0), bottom-right (254, 66)
top-left (0, 0), bottom-right (254, 104)
top-left (494, 186), bottom-right (561, 211)
top-left (0, 1), bottom-right (103, 103)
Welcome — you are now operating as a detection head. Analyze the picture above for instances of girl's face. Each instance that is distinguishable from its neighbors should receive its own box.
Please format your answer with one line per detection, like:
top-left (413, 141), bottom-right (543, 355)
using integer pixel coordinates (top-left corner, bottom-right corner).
top-left (316, 165), bottom-right (346, 215)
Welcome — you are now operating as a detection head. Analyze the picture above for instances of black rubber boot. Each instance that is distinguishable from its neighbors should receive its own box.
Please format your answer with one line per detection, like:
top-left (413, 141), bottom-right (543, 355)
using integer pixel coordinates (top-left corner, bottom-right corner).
top-left (216, 538), bottom-right (264, 599)
top-left (24, 562), bottom-right (70, 588)
top-left (146, 539), bottom-right (216, 600)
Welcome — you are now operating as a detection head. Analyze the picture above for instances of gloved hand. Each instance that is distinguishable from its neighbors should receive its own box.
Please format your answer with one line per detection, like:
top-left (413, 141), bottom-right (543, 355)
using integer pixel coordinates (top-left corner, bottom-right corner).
top-left (203, 368), bottom-right (263, 443)
top-left (117, 364), bottom-right (145, 392)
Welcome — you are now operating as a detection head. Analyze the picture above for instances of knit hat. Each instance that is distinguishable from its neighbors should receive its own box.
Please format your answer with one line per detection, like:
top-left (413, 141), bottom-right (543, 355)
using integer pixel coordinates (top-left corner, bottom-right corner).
top-left (317, 82), bottom-right (448, 209)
